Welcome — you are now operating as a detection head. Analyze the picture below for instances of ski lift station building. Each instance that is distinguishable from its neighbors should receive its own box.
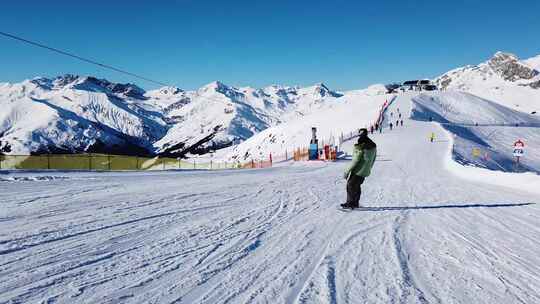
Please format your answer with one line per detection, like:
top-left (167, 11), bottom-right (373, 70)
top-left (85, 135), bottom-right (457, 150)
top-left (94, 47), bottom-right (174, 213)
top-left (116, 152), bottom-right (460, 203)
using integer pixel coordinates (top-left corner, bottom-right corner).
top-left (400, 80), bottom-right (438, 91)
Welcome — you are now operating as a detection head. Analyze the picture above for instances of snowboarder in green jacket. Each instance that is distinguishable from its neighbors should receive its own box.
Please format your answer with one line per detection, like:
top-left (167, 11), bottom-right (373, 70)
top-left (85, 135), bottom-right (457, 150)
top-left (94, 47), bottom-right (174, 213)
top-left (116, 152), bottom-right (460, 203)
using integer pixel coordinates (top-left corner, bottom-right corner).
top-left (341, 128), bottom-right (377, 209)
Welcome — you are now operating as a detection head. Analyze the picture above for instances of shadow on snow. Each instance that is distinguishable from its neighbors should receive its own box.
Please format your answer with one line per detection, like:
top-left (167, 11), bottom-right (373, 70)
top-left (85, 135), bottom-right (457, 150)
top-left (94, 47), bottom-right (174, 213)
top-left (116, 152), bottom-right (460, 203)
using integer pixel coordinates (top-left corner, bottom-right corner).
top-left (357, 202), bottom-right (534, 211)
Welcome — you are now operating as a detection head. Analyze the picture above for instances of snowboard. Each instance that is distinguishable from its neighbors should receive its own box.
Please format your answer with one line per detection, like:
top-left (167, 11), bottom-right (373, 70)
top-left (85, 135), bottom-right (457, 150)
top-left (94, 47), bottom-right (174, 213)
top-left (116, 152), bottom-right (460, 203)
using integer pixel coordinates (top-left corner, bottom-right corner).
top-left (338, 204), bottom-right (368, 211)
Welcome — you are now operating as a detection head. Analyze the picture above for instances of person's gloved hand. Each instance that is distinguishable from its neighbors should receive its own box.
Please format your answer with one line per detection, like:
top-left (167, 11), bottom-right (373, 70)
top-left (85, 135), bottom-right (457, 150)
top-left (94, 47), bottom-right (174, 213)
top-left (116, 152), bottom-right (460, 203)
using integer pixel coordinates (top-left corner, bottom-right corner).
top-left (343, 172), bottom-right (349, 180)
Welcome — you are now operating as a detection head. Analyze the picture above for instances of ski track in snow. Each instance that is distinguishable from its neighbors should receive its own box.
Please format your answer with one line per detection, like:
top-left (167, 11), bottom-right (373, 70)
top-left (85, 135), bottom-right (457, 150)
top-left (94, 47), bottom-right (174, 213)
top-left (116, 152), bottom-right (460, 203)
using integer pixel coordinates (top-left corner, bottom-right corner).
top-left (1, 95), bottom-right (540, 303)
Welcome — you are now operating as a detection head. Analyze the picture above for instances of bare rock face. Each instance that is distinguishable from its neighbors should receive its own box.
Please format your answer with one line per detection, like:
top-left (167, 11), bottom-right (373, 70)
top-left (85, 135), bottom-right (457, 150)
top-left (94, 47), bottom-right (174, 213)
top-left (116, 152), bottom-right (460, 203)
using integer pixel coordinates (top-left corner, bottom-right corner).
top-left (436, 74), bottom-right (454, 90)
top-left (526, 80), bottom-right (540, 89)
top-left (488, 52), bottom-right (539, 81)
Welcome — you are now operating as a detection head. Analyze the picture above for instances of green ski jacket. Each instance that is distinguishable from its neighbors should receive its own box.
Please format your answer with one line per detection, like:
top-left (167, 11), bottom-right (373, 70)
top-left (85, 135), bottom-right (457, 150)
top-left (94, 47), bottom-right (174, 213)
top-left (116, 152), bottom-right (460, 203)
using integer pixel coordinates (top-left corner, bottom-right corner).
top-left (345, 139), bottom-right (377, 178)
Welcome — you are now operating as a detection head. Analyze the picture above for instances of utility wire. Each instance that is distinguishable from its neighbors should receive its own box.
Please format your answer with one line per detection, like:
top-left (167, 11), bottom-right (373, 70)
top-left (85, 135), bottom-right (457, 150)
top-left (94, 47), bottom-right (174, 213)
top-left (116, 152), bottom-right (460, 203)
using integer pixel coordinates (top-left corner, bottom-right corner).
top-left (1, 32), bottom-right (363, 108)
top-left (0, 31), bottom-right (172, 87)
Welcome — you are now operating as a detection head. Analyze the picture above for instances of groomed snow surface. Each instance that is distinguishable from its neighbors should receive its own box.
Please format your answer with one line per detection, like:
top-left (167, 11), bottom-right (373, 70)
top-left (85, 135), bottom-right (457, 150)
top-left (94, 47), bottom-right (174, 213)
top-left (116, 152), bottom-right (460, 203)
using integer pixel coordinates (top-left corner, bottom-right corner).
top-left (1, 94), bottom-right (540, 303)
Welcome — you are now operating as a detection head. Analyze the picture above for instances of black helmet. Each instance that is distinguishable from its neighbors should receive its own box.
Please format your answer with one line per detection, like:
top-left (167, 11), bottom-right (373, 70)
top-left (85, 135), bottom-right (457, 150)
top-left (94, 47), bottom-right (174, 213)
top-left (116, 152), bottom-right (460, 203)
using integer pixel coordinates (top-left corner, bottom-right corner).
top-left (358, 128), bottom-right (368, 143)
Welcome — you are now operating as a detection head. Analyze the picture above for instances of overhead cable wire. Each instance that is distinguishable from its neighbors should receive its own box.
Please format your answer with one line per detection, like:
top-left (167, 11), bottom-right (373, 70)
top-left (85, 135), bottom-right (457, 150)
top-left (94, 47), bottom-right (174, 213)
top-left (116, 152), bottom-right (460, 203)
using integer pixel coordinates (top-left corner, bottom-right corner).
top-left (0, 31), bottom-right (172, 87)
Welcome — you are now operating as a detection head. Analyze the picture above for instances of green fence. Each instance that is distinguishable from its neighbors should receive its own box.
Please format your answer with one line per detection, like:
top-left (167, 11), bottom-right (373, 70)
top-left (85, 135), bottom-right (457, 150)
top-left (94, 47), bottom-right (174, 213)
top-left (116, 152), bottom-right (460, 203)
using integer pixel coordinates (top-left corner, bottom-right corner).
top-left (0, 154), bottom-right (270, 171)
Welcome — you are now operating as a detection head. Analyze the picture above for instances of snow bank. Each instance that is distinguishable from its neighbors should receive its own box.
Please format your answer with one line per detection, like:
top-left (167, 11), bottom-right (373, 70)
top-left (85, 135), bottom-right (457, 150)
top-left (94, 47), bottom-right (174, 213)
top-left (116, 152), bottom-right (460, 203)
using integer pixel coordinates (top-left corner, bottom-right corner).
top-left (441, 126), bottom-right (540, 195)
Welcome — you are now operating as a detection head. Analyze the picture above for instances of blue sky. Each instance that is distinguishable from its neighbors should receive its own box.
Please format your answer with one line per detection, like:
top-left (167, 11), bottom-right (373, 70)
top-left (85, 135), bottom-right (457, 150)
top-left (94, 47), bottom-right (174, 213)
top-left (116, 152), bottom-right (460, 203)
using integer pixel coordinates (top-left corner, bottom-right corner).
top-left (1, 0), bottom-right (539, 91)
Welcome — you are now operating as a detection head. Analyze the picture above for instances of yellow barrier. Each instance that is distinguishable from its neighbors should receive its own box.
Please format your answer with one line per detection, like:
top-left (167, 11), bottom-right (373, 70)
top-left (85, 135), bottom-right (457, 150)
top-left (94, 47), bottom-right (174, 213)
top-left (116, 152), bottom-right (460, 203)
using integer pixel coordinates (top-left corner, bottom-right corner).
top-left (110, 155), bottom-right (138, 170)
top-left (0, 154), bottom-right (272, 171)
top-left (50, 155), bottom-right (91, 170)
top-left (90, 155), bottom-right (110, 170)
top-left (163, 157), bottom-right (179, 170)
top-left (180, 159), bottom-right (194, 169)
top-left (0, 155), bottom-right (49, 170)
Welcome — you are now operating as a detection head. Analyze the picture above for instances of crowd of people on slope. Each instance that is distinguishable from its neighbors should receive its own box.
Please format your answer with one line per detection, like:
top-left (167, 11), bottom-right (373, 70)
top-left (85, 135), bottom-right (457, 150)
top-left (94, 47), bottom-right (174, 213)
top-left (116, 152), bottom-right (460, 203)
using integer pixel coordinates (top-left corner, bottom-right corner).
top-left (369, 108), bottom-right (405, 135)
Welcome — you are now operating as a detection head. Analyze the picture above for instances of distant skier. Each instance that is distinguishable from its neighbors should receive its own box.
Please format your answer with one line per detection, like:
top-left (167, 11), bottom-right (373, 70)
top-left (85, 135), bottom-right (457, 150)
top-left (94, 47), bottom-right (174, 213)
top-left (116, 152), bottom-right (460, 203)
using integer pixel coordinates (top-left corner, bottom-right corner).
top-left (400, 119), bottom-right (403, 126)
top-left (389, 122), bottom-right (393, 130)
top-left (399, 113), bottom-right (402, 119)
top-left (370, 125), bottom-right (374, 134)
top-left (379, 126), bottom-right (382, 133)
top-left (341, 129), bottom-right (377, 209)
top-left (430, 132), bottom-right (436, 142)
top-left (396, 120), bottom-right (399, 127)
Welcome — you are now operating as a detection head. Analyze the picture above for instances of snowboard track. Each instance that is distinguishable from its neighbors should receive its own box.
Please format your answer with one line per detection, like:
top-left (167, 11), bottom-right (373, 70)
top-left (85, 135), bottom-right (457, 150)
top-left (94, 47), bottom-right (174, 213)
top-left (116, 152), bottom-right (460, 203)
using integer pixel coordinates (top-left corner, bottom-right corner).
top-left (392, 212), bottom-right (430, 304)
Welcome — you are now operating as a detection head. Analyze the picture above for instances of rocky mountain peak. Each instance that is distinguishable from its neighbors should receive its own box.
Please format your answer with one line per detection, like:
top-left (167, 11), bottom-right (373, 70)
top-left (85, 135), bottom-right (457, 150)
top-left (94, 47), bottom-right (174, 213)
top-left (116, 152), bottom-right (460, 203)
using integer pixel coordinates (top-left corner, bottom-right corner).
top-left (29, 77), bottom-right (53, 89)
top-left (310, 82), bottom-right (343, 98)
top-left (52, 74), bottom-right (80, 87)
top-left (199, 81), bottom-right (244, 101)
top-left (488, 52), bottom-right (538, 81)
top-left (201, 81), bottom-right (228, 92)
top-left (158, 86), bottom-right (183, 95)
top-left (51, 74), bottom-right (146, 99)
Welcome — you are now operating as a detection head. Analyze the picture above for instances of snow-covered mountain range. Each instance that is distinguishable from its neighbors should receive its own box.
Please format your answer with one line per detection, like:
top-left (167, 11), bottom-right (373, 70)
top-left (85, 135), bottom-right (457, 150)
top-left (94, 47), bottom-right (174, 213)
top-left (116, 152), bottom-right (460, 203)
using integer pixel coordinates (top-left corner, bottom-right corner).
top-left (0, 76), bottom-right (165, 155)
top-left (0, 75), bottom-right (349, 156)
top-left (1, 51), bottom-right (538, 157)
top-left (434, 52), bottom-right (540, 114)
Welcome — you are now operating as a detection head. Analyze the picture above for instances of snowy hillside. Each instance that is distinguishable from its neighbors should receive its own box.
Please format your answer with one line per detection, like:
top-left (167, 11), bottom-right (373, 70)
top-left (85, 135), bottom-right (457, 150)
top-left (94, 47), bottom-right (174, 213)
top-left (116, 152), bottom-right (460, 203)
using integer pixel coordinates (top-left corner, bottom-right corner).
top-left (434, 52), bottom-right (540, 114)
top-left (0, 76), bottom-right (349, 156)
top-left (222, 89), bottom-right (391, 161)
top-left (0, 76), bottom-right (166, 155)
top-left (524, 54), bottom-right (540, 70)
top-left (153, 81), bottom-right (345, 156)
top-left (411, 91), bottom-right (540, 173)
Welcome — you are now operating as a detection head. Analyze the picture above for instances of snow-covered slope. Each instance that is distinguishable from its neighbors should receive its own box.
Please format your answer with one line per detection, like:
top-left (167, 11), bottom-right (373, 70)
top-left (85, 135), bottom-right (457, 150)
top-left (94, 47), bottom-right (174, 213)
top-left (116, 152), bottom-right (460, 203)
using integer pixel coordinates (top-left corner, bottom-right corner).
top-left (524, 54), bottom-right (540, 71)
top-left (0, 76), bottom-right (350, 156)
top-left (434, 52), bottom-right (540, 114)
top-left (2, 95), bottom-right (540, 303)
top-left (222, 90), bottom-right (390, 161)
top-left (410, 91), bottom-right (540, 173)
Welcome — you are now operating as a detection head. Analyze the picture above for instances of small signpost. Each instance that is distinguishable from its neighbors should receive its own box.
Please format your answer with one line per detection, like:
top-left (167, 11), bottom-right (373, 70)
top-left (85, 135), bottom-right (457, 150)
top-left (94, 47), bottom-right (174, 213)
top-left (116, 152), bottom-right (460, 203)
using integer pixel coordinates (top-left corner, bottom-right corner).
top-left (513, 139), bottom-right (525, 172)
top-left (513, 139), bottom-right (525, 163)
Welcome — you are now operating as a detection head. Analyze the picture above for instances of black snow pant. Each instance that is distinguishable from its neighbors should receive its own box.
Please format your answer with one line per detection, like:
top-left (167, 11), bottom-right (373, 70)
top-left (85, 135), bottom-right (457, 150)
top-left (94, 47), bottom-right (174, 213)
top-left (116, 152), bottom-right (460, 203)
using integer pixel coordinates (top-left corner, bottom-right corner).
top-left (346, 175), bottom-right (365, 207)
